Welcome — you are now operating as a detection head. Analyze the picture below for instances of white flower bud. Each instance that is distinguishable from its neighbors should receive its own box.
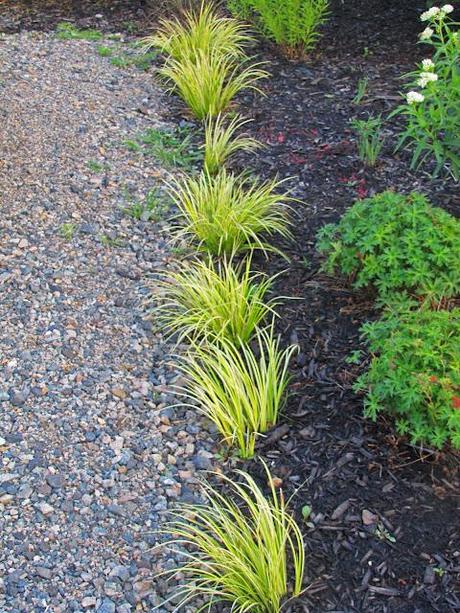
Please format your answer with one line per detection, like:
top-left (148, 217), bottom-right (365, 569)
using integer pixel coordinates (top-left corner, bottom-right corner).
top-left (441, 4), bottom-right (454, 14)
top-left (421, 6), bottom-right (441, 21)
top-left (422, 58), bottom-right (435, 70)
top-left (406, 91), bottom-right (425, 104)
top-left (420, 26), bottom-right (434, 40)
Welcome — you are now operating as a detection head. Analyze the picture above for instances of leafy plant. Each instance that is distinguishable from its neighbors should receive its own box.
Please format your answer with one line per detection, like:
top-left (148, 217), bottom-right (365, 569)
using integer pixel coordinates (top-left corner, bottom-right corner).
top-left (167, 168), bottom-right (292, 256)
top-left (125, 126), bottom-right (201, 170)
top-left (123, 188), bottom-right (169, 222)
top-left (355, 306), bottom-right (460, 450)
top-left (391, 5), bottom-right (460, 180)
top-left (56, 22), bottom-right (102, 41)
top-left (87, 159), bottom-right (106, 173)
top-left (176, 327), bottom-right (296, 458)
top-left (350, 115), bottom-right (384, 167)
top-left (155, 256), bottom-right (279, 344)
top-left (227, 0), bottom-right (330, 56)
top-left (163, 463), bottom-right (305, 612)
top-left (160, 50), bottom-right (268, 119)
top-left (316, 191), bottom-right (460, 303)
top-left (97, 45), bottom-right (113, 57)
top-left (142, 2), bottom-right (253, 62)
top-left (59, 223), bottom-right (77, 241)
top-left (203, 113), bottom-right (261, 174)
top-left (353, 77), bottom-right (369, 105)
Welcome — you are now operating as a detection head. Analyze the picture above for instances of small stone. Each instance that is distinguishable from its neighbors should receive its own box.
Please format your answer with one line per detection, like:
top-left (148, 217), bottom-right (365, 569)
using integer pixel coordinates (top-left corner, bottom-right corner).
top-left (362, 509), bottom-right (378, 526)
top-left (46, 474), bottom-right (64, 489)
top-left (109, 565), bottom-right (130, 582)
top-left (97, 598), bottom-right (116, 613)
top-left (112, 387), bottom-right (128, 400)
top-left (35, 566), bottom-right (52, 580)
top-left (37, 502), bottom-right (54, 515)
top-left (82, 596), bottom-right (97, 608)
top-left (0, 494), bottom-right (14, 505)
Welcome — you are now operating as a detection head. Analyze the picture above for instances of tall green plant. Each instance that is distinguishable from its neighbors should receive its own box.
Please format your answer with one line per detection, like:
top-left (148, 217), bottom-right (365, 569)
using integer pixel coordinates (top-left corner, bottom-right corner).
top-left (227, 0), bottom-right (330, 56)
top-left (391, 5), bottom-right (460, 180)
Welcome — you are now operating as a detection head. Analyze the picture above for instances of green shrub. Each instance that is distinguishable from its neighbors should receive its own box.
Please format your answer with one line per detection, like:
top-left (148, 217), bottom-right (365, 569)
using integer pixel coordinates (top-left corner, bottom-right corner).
top-left (355, 306), bottom-right (460, 450)
top-left (316, 191), bottom-right (460, 303)
top-left (164, 463), bottom-right (305, 612)
top-left (167, 168), bottom-right (292, 256)
top-left (227, 0), bottom-right (330, 56)
top-left (156, 256), bottom-right (278, 344)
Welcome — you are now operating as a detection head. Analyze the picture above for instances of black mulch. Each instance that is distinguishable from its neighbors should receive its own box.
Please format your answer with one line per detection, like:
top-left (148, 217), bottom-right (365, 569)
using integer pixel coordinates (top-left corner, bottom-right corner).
top-left (3, 0), bottom-right (459, 611)
top-left (226, 2), bottom-right (459, 611)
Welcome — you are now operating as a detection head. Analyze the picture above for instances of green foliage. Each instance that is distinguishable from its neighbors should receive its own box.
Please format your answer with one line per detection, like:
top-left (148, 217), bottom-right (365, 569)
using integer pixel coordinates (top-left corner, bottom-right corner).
top-left (227, 0), bottom-right (330, 56)
top-left (352, 77), bottom-right (369, 105)
top-left (160, 50), bottom-right (268, 120)
top-left (123, 188), bottom-right (169, 222)
top-left (125, 126), bottom-right (201, 170)
top-left (97, 45), bottom-right (113, 57)
top-left (167, 168), bottom-right (292, 256)
top-left (316, 191), bottom-right (460, 303)
top-left (203, 112), bottom-right (261, 174)
top-left (86, 159), bottom-right (106, 173)
top-left (56, 22), bottom-right (102, 41)
top-left (355, 306), bottom-right (460, 450)
top-left (176, 327), bottom-right (295, 458)
top-left (391, 7), bottom-right (460, 180)
top-left (164, 463), bottom-right (305, 612)
top-left (155, 256), bottom-right (278, 344)
top-left (59, 223), bottom-right (76, 241)
top-left (142, 2), bottom-right (253, 62)
top-left (350, 115), bottom-right (384, 167)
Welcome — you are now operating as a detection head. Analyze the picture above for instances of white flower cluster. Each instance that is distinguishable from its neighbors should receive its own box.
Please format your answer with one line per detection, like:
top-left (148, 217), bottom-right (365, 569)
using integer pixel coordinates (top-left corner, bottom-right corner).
top-left (422, 58), bottom-right (435, 70)
top-left (421, 4), bottom-right (454, 21)
top-left (417, 71), bottom-right (439, 87)
top-left (420, 26), bottom-right (434, 40)
top-left (406, 91), bottom-right (425, 104)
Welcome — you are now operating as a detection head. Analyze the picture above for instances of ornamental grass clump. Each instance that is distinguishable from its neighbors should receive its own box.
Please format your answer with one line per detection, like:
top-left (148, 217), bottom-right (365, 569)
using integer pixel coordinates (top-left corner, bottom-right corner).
top-left (316, 191), bottom-right (460, 304)
top-left (203, 112), bottom-right (261, 174)
top-left (167, 168), bottom-right (292, 256)
top-left (163, 463), bottom-right (305, 612)
top-left (142, 2), bottom-right (253, 62)
top-left (227, 0), bottom-right (330, 57)
top-left (176, 327), bottom-right (296, 458)
top-left (160, 50), bottom-right (268, 119)
top-left (391, 4), bottom-right (460, 180)
top-left (156, 256), bottom-right (279, 345)
top-left (355, 306), bottom-right (460, 450)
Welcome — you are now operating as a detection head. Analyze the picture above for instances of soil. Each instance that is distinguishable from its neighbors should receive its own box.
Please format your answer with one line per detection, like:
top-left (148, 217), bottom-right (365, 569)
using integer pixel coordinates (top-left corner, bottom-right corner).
top-left (1, 0), bottom-right (459, 612)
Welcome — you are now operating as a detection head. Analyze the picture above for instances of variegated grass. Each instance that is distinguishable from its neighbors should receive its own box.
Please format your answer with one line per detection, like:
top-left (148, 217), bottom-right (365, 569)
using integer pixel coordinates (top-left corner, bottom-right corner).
top-left (166, 168), bottom-right (292, 256)
top-left (162, 462), bottom-right (305, 612)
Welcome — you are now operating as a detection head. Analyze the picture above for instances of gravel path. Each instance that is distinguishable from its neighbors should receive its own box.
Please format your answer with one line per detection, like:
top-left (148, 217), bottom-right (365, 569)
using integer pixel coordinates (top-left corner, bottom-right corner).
top-left (0, 31), bottom-right (213, 613)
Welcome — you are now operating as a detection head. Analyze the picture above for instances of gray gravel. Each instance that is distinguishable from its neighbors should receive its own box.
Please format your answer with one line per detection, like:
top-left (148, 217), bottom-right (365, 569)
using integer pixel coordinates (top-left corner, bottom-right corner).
top-left (0, 31), bottom-right (214, 612)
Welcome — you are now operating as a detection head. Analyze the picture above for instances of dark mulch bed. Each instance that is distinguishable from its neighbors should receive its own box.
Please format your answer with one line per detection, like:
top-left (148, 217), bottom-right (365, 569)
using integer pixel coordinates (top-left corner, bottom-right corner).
top-left (3, 0), bottom-right (459, 611)
top-left (224, 1), bottom-right (460, 611)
